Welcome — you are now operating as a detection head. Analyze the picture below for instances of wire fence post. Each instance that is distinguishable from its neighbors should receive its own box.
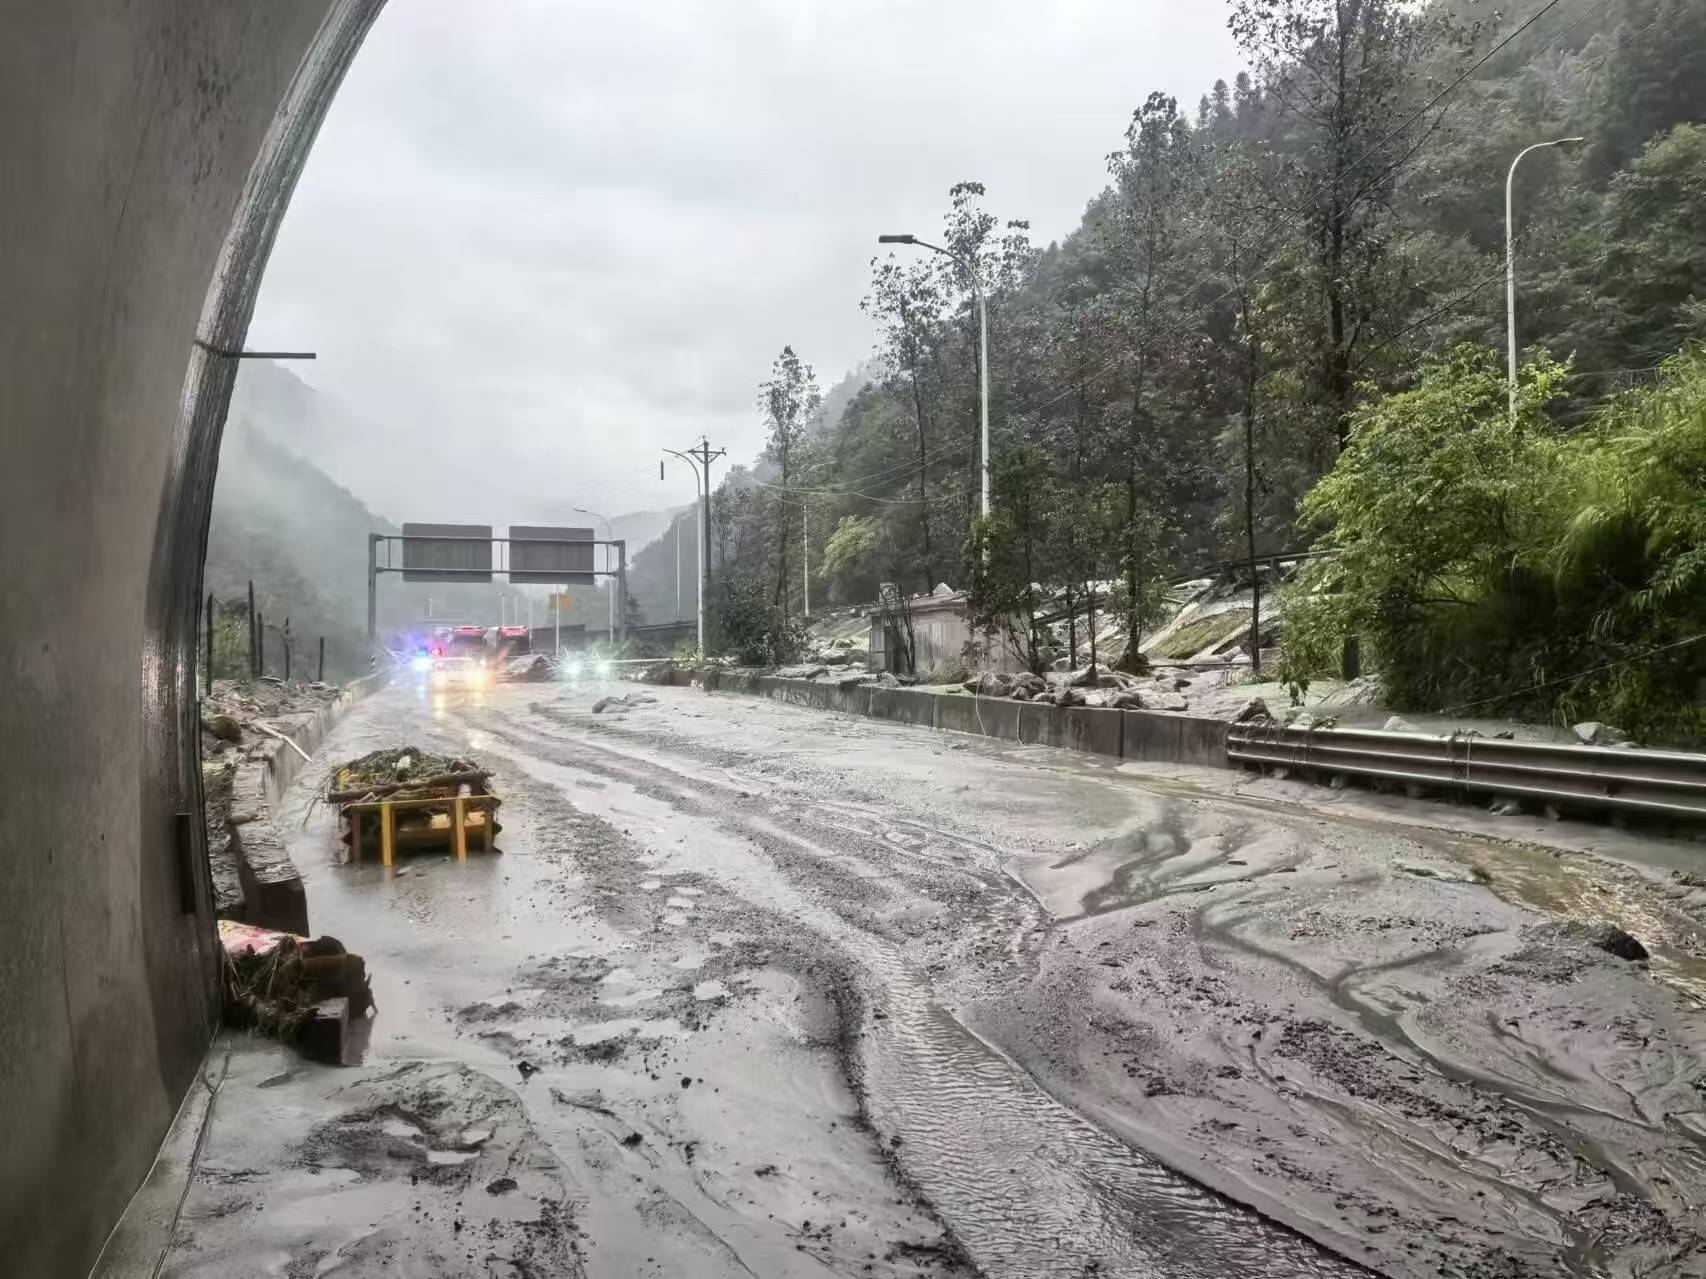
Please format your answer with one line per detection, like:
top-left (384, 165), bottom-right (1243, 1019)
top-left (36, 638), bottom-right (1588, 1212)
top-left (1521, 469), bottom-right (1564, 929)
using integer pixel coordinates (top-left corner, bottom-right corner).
top-left (248, 580), bottom-right (256, 676)
top-left (318, 635), bottom-right (325, 683)
top-left (283, 617), bottom-right (291, 681)
top-left (257, 612), bottom-right (264, 678)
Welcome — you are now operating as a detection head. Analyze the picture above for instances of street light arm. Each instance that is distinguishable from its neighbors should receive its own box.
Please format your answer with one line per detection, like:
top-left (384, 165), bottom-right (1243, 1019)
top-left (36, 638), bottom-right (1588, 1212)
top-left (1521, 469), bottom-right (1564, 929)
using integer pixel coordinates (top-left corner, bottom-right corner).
top-left (1505, 135), bottom-right (1585, 419)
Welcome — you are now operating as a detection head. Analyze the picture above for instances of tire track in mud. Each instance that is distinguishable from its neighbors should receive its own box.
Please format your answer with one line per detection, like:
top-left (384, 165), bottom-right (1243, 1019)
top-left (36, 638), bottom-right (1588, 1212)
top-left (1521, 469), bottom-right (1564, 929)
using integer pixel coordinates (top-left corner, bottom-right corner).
top-left (475, 700), bottom-right (1366, 1278)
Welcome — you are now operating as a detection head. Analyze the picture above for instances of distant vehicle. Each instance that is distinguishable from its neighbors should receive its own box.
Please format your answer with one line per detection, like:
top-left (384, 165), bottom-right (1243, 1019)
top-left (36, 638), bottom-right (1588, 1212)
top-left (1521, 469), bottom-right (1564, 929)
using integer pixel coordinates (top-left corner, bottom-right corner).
top-left (428, 656), bottom-right (488, 689)
top-left (448, 625), bottom-right (489, 658)
top-left (495, 625), bottom-right (531, 658)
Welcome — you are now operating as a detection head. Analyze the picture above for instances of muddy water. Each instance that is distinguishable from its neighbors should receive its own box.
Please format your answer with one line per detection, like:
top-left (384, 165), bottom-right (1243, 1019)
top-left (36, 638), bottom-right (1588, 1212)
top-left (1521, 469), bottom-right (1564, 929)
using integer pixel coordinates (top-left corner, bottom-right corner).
top-left (483, 705), bottom-right (1360, 1278)
top-left (1453, 835), bottom-right (1706, 1002)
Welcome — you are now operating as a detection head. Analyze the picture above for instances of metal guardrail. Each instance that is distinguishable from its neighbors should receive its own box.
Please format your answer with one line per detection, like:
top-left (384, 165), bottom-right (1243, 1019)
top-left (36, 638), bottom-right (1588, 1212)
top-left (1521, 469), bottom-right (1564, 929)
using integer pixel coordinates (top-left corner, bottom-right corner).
top-left (1227, 721), bottom-right (1706, 822)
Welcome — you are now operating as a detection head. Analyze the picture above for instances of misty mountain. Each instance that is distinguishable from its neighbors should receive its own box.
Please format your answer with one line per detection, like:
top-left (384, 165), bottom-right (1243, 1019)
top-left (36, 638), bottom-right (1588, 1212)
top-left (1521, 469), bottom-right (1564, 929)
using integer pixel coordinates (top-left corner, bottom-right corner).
top-left (207, 362), bottom-right (692, 672)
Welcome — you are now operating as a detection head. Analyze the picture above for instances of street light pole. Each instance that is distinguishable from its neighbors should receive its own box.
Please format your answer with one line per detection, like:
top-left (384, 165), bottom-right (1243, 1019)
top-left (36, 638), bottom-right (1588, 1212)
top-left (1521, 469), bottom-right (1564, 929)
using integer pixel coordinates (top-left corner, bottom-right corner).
top-left (573, 507), bottom-right (614, 642)
top-left (878, 233), bottom-right (989, 520)
top-left (663, 449), bottom-right (707, 654)
top-left (1505, 136), bottom-right (1584, 420)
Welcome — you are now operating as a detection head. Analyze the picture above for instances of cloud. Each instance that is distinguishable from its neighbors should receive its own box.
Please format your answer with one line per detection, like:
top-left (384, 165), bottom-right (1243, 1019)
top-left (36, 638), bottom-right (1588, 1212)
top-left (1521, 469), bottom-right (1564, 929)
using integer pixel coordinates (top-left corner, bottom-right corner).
top-left (246, 0), bottom-right (1241, 524)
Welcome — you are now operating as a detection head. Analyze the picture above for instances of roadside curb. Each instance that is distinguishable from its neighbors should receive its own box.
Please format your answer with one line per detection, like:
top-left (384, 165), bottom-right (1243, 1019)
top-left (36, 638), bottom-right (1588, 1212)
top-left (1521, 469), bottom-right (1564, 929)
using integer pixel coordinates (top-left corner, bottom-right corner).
top-left (214, 671), bottom-right (389, 933)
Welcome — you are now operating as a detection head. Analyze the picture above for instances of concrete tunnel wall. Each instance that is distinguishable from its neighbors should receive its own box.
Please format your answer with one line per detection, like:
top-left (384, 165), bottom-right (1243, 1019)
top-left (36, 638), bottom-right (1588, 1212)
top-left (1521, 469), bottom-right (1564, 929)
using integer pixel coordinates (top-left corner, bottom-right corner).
top-left (0, 5), bottom-right (381, 1274)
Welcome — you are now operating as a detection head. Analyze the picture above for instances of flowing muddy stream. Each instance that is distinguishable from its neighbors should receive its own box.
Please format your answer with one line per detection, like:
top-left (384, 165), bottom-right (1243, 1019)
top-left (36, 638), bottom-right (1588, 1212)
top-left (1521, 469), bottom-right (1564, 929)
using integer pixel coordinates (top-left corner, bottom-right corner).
top-left (474, 700), bottom-right (1362, 1277)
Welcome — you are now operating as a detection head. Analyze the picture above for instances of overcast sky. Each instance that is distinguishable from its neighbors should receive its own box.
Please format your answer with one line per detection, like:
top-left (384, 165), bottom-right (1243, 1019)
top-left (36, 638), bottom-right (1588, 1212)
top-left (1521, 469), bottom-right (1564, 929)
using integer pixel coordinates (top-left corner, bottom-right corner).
top-left (248, 0), bottom-right (1243, 526)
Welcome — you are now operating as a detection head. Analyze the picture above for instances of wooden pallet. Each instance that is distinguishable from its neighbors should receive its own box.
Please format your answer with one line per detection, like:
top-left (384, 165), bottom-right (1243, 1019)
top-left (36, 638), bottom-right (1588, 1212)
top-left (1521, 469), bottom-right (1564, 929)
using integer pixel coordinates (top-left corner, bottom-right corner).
top-left (340, 790), bottom-right (501, 866)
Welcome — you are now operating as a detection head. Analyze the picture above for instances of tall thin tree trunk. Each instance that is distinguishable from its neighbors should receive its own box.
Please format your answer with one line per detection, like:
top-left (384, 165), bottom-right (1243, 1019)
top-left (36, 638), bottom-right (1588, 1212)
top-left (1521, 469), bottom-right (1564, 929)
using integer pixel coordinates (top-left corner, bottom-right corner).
top-left (1065, 586), bottom-right (1077, 667)
top-left (903, 298), bottom-right (935, 592)
top-left (1087, 584), bottom-right (1098, 671)
top-left (1235, 239), bottom-right (1263, 674)
top-left (774, 469), bottom-right (791, 614)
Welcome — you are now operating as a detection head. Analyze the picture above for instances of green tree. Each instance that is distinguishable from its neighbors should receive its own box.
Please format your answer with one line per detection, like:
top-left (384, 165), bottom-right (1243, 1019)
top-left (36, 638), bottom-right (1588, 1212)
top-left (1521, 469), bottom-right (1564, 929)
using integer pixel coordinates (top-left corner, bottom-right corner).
top-left (1279, 345), bottom-right (1571, 702)
top-left (863, 257), bottom-right (945, 590)
top-left (965, 445), bottom-right (1060, 674)
top-left (758, 346), bottom-right (821, 615)
top-left (1104, 91), bottom-right (1199, 647)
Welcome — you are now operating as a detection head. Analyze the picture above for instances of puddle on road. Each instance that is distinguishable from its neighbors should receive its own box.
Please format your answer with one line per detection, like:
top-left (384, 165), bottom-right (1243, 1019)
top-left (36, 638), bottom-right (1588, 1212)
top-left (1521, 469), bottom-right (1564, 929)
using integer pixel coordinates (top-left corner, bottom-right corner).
top-left (425, 1149), bottom-right (479, 1165)
top-left (1459, 838), bottom-right (1706, 1002)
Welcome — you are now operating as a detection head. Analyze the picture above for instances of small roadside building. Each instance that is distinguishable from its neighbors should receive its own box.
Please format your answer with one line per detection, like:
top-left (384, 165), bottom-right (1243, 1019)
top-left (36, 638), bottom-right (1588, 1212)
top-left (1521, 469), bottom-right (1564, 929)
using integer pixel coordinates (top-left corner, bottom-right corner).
top-left (866, 584), bottom-right (1031, 677)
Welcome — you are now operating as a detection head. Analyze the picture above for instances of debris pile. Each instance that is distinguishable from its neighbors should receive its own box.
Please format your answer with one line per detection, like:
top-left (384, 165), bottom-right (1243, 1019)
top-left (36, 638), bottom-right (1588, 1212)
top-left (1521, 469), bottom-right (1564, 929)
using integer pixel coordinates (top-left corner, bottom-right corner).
top-left (956, 664), bottom-right (1215, 712)
top-left (503, 654), bottom-right (556, 683)
top-left (220, 920), bottom-right (374, 1064)
top-left (200, 677), bottom-right (343, 762)
top-left (592, 692), bottom-right (658, 714)
top-left (329, 746), bottom-right (497, 858)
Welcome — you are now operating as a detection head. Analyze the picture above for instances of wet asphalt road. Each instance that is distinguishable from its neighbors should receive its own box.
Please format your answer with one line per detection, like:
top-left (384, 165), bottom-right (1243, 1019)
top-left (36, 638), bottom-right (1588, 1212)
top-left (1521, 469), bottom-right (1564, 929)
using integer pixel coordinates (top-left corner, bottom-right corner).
top-left (166, 676), bottom-right (1706, 1278)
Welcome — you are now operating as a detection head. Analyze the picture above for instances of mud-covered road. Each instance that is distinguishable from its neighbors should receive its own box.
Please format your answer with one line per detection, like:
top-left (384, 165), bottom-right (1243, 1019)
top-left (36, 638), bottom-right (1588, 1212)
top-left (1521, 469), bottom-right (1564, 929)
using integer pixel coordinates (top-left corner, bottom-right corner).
top-left (164, 678), bottom-right (1706, 1278)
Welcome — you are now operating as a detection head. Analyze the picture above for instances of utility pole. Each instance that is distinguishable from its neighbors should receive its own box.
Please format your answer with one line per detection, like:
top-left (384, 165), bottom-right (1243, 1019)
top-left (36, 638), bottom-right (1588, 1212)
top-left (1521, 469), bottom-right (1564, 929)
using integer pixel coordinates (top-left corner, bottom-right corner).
top-left (802, 504), bottom-right (809, 618)
top-left (248, 579), bottom-right (257, 678)
top-left (688, 438), bottom-right (724, 603)
top-left (675, 514), bottom-right (683, 622)
top-left (615, 540), bottom-right (628, 646)
top-left (663, 438), bottom-right (724, 655)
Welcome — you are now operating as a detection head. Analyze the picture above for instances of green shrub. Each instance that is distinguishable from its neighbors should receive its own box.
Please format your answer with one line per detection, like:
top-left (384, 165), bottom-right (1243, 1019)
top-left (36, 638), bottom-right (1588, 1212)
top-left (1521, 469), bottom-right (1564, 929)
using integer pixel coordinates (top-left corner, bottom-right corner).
top-left (1280, 344), bottom-right (1706, 743)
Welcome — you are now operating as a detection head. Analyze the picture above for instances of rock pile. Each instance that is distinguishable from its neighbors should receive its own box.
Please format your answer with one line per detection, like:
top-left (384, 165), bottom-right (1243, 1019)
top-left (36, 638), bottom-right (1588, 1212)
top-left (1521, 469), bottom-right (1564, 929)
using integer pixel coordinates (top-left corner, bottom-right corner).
top-left (958, 664), bottom-right (1208, 712)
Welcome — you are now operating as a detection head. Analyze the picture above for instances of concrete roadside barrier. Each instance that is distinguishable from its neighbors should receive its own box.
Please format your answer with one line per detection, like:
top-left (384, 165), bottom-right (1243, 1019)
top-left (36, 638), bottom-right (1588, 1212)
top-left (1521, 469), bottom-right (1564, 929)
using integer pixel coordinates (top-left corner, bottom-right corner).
top-left (710, 673), bottom-right (1229, 771)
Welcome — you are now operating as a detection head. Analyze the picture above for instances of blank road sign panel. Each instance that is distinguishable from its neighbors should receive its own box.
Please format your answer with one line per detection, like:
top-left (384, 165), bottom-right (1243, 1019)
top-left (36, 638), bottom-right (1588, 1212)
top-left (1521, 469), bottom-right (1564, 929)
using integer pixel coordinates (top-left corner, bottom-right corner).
top-left (402, 523), bottom-right (493, 582)
top-left (510, 525), bottom-right (596, 585)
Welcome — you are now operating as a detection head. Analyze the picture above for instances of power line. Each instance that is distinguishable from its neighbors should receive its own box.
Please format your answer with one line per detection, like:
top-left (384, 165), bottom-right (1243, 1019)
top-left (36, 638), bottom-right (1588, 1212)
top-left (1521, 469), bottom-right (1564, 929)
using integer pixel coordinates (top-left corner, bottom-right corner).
top-left (1438, 632), bottom-right (1706, 713)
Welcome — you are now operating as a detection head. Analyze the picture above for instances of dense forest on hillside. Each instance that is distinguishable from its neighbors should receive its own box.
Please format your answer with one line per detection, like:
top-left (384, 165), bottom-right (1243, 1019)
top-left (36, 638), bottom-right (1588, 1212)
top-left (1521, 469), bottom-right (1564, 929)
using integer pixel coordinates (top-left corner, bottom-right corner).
top-left (701, 0), bottom-right (1706, 736)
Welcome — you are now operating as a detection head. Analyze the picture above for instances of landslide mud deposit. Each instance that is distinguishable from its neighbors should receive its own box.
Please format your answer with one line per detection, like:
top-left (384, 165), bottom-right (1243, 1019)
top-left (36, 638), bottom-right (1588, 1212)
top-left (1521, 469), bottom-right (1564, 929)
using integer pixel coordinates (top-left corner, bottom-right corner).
top-left (167, 680), bottom-right (1706, 1278)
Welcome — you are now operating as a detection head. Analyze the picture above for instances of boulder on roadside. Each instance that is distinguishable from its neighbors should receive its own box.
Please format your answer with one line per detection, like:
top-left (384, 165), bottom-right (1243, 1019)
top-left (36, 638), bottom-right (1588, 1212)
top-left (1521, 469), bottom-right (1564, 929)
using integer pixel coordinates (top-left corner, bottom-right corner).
top-left (1232, 697), bottom-right (1272, 724)
top-left (1573, 721), bottom-right (1630, 747)
top-left (1109, 691), bottom-right (1146, 709)
top-left (202, 712), bottom-right (243, 743)
top-left (1066, 664), bottom-right (1122, 689)
top-left (962, 672), bottom-right (1012, 697)
top-left (1590, 924), bottom-right (1648, 961)
top-left (1383, 715), bottom-right (1419, 733)
top-left (1053, 686), bottom-right (1087, 707)
top-left (778, 664), bottom-right (829, 681)
top-left (591, 693), bottom-right (654, 714)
